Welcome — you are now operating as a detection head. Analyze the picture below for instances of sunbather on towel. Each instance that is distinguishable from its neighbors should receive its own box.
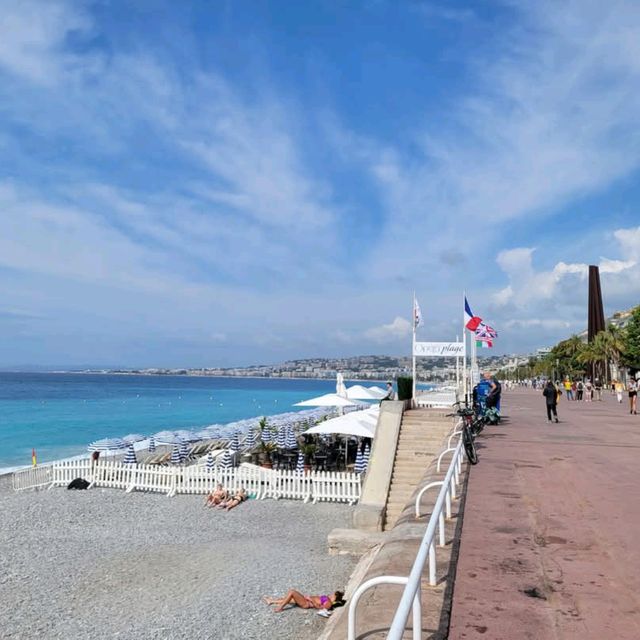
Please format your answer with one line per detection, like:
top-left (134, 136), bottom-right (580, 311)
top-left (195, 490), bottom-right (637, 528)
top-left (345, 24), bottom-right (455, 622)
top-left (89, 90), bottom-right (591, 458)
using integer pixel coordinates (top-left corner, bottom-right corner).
top-left (204, 484), bottom-right (227, 507)
top-left (223, 488), bottom-right (247, 511)
top-left (262, 589), bottom-right (345, 613)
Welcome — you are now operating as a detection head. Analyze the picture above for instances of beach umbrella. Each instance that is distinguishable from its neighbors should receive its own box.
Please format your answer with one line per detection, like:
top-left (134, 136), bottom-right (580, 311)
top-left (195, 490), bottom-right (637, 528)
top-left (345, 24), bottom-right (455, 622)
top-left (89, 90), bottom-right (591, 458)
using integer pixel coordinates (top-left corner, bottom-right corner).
top-left (304, 413), bottom-right (376, 439)
top-left (148, 437), bottom-right (156, 452)
top-left (220, 449), bottom-right (232, 469)
top-left (87, 438), bottom-right (127, 453)
top-left (346, 385), bottom-right (387, 401)
top-left (285, 427), bottom-right (297, 450)
top-left (230, 430), bottom-right (240, 452)
top-left (245, 429), bottom-right (256, 450)
top-left (363, 443), bottom-right (371, 473)
top-left (296, 451), bottom-right (304, 474)
top-left (154, 432), bottom-right (184, 446)
top-left (122, 433), bottom-right (145, 444)
top-left (277, 427), bottom-right (286, 448)
top-left (206, 452), bottom-right (215, 470)
top-left (336, 372), bottom-right (348, 398)
top-left (179, 439), bottom-right (189, 462)
top-left (170, 445), bottom-right (181, 465)
top-left (354, 447), bottom-right (364, 474)
top-left (294, 393), bottom-right (359, 408)
top-left (123, 444), bottom-right (137, 465)
top-left (174, 429), bottom-right (201, 442)
top-left (261, 428), bottom-right (271, 444)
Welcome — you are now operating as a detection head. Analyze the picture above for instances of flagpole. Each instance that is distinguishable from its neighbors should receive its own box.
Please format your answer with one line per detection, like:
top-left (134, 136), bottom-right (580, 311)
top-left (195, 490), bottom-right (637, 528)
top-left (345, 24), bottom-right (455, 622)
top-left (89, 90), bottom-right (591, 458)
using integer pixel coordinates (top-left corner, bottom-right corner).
top-left (462, 290), bottom-right (467, 404)
top-left (456, 334), bottom-right (460, 391)
top-left (412, 291), bottom-right (417, 407)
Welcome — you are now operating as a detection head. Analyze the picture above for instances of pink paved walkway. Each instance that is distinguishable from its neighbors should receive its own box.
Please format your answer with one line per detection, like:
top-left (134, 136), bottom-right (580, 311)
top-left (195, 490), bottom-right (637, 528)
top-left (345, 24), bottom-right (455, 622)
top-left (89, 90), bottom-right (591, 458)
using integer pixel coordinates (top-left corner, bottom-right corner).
top-left (448, 388), bottom-right (640, 640)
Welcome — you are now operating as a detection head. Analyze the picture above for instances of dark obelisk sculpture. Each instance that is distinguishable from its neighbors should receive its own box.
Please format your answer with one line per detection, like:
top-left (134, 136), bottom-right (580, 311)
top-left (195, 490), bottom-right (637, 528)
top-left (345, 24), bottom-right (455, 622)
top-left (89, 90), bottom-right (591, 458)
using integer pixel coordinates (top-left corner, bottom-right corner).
top-left (588, 265), bottom-right (606, 380)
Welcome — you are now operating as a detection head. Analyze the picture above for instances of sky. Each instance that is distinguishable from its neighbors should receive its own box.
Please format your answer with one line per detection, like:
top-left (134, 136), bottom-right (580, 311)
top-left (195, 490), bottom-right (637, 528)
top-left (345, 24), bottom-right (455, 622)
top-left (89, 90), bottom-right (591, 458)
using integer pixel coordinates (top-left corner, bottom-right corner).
top-left (1, 0), bottom-right (640, 368)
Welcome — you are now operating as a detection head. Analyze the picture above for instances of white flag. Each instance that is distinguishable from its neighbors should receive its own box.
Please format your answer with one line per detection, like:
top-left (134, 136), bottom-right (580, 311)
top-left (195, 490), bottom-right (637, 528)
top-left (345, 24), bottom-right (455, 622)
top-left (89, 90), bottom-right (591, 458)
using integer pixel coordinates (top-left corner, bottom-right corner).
top-left (414, 297), bottom-right (424, 329)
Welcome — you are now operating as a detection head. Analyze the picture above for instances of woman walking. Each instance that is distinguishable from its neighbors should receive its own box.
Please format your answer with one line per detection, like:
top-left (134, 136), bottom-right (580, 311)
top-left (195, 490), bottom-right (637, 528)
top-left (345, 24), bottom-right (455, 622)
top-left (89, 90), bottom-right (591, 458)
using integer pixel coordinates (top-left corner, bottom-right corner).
top-left (629, 378), bottom-right (638, 415)
top-left (543, 380), bottom-right (559, 423)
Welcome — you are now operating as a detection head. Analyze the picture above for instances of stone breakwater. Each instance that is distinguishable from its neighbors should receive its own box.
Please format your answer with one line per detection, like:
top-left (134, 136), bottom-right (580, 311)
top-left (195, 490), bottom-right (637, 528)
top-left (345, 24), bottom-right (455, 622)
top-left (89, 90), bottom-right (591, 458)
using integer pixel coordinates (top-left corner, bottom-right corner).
top-left (0, 483), bottom-right (356, 640)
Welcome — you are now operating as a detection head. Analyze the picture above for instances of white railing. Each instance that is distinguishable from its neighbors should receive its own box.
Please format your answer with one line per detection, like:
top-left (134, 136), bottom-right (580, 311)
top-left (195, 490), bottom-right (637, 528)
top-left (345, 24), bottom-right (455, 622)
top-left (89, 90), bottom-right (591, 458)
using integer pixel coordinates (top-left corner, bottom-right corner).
top-left (12, 464), bottom-right (54, 491)
top-left (347, 439), bottom-right (464, 640)
top-left (13, 460), bottom-right (362, 504)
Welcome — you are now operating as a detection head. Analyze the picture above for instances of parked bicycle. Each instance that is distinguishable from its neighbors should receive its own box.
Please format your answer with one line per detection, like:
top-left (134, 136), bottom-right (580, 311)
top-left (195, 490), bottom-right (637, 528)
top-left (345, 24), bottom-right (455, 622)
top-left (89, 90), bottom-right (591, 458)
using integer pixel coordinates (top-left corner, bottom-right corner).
top-left (448, 403), bottom-right (480, 465)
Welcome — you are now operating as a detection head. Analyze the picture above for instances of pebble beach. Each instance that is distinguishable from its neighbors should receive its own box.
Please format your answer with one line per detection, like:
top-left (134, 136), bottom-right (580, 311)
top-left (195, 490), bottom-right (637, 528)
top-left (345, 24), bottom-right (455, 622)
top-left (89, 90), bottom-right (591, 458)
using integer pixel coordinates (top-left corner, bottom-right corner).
top-left (0, 477), bottom-right (357, 640)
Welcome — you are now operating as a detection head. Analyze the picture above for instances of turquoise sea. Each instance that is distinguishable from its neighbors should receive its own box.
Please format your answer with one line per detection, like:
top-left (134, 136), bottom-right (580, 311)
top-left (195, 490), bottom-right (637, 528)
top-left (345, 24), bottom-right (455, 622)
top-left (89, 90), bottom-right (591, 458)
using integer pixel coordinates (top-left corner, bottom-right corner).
top-left (0, 373), bottom-right (343, 470)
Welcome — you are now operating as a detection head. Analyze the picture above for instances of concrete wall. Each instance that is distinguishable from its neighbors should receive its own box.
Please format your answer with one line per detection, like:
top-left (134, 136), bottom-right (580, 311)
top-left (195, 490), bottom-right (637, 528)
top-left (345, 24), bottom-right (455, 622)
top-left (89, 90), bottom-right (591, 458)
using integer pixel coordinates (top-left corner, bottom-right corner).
top-left (352, 400), bottom-right (404, 532)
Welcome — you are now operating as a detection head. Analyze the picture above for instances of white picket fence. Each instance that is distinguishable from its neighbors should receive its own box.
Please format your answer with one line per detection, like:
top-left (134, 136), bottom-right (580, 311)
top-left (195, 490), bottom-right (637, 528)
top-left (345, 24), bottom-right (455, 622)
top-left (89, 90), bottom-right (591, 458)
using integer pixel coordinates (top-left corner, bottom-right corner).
top-left (12, 459), bottom-right (361, 504)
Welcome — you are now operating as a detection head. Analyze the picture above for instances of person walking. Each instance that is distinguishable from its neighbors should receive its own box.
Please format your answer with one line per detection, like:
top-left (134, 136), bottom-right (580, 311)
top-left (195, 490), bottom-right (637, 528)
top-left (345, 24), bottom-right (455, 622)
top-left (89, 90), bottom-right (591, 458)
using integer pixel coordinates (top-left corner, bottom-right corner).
top-left (563, 378), bottom-right (573, 401)
top-left (629, 378), bottom-right (638, 415)
top-left (543, 380), bottom-right (559, 423)
top-left (614, 380), bottom-right (624, 404)
top-left (576, 380), bottom-right (584, 401)
top-left (585, 378), bottom-right (593, 402)
top-left (594, 377), bottom-right (603, 401)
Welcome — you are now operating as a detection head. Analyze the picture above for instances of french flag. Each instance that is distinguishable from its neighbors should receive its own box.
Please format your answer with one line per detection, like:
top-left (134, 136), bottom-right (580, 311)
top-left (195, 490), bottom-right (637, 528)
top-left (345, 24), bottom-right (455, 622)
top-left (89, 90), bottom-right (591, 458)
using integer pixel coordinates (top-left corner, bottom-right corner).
top-left (464, 297), bottom-right (482, 331)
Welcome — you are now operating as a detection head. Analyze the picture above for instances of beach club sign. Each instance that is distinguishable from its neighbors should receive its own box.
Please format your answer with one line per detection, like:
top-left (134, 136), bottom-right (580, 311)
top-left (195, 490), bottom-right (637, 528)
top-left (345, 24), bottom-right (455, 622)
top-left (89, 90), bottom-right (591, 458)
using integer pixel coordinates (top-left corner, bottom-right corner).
top-left (413, 341), bottom-right (465, 357)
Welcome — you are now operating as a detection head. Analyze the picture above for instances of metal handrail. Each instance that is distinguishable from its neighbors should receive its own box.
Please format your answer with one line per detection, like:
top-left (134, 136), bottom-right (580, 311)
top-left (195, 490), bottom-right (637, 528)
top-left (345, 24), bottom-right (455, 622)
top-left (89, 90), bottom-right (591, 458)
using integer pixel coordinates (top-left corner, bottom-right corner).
top-left (347, 576), bottom-right (420, 640)
top-left (386, 439), bottom-right (464, 640)
top-left (436, 447), bottom-right (457, 472)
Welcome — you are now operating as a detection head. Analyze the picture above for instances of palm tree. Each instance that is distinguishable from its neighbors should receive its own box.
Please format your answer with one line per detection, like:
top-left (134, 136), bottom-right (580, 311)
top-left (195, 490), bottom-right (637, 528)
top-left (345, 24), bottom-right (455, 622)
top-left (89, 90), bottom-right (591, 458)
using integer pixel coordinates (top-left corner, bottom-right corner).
top-left (604, 324), bottom-right (625, 380)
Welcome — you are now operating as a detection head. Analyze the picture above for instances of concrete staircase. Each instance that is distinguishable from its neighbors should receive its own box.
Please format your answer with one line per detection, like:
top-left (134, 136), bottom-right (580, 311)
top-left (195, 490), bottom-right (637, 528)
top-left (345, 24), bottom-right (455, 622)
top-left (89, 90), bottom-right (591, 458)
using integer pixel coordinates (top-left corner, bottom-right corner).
top-left (383, 408), bottom-right (452, 530)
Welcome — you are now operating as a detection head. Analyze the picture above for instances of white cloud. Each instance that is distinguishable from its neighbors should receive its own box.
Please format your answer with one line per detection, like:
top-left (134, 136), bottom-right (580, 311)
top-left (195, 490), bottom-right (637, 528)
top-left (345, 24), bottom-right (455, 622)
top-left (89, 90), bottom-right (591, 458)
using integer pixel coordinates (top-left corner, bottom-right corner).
top-left (339, 1), bottom-right (640, 283)
top-left (364, 317), bottom-right (412, 343)
top-left (489, 227), bottom-right (640, 348)
top-left (0, 0), bottom-right (94, 84)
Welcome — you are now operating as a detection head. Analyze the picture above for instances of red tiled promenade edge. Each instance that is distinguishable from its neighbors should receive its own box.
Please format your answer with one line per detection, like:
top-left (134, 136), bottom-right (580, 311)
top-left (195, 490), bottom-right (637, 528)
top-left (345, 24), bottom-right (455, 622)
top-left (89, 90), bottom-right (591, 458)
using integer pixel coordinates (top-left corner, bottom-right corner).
top-left (448, 388), bottom-right (640, 640)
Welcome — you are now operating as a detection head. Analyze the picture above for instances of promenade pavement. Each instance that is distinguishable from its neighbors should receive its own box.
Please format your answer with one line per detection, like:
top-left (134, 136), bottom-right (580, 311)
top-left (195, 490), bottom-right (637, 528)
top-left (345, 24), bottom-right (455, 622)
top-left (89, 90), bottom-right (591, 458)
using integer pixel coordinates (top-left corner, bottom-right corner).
top-left (448, 387), bottom-right (640, 640)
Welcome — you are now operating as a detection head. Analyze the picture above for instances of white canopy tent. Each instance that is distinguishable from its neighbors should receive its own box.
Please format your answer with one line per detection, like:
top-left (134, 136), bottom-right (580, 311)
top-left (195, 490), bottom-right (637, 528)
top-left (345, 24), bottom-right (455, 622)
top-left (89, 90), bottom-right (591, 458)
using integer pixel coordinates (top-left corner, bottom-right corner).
top-left (294, 393), bottom-right (359, 408)
top-left (346, 385), bottom-right (387, 400)
top-left (304, 412), bottom-right (376, 438)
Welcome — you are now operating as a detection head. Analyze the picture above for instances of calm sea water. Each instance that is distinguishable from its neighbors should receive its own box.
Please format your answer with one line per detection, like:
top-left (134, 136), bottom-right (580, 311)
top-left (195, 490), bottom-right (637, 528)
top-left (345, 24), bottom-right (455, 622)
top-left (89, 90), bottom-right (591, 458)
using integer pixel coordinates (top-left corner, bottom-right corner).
top-left (0, 373), bottom-right (342, 469)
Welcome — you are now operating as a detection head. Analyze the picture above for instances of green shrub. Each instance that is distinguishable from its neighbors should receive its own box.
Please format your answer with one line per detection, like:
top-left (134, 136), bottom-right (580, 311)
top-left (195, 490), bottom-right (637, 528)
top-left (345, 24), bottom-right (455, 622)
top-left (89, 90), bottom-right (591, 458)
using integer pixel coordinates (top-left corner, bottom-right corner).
top-left (397, 376), bottom-right (413, 400)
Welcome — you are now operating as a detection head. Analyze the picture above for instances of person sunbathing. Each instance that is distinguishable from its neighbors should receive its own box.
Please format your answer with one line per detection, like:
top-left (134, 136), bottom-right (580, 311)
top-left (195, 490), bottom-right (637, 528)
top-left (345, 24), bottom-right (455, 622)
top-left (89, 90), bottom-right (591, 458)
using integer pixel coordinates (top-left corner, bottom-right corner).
top-left (204, 484), bottom-right (227, 507)
top-left (263, 589), bottom-right (345, 613)
top-left (222, 488), bottom-right (247, 511)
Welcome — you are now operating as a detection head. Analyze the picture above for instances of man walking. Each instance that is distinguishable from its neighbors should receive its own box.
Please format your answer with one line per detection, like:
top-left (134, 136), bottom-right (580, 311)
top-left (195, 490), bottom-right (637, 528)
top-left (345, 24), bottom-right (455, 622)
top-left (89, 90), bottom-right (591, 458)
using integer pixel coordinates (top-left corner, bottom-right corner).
top-left (543, 380), bottom-right (559, 423)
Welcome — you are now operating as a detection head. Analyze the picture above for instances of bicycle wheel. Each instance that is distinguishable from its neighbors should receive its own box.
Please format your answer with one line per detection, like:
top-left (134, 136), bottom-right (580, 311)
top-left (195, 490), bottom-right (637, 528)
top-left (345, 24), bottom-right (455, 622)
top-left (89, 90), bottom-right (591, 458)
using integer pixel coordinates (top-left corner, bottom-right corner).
top-left (471, 418), bottom-right (484, 436)
top-left (463, 427), bottom-right (478, 465)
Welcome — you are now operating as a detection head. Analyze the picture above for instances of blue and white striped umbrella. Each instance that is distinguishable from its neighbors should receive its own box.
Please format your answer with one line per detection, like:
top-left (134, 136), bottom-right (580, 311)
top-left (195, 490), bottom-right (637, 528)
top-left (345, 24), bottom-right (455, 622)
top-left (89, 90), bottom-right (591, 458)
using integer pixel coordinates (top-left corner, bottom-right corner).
top-left (170, 445), bottom-right (182, 465)
top-left (277, 427), bottom-right (286, 448)
top-left (123, 444), bottom-right (137, 465)
top-left (362, 443), bottom-right (371, 473)
top-left (354, 447), bottom-right (365, 474)
top-left (148, 437), bottom-right (156, 452)
top-left (154, 432), bottom-right (184, 446)
top-left (230, 430), bottom-right (240, 452)
top-left (245, 429), bottom-right (256, 449)
top-left (174, 429), bottom-right (202, 443)
top-left (285, 428), bottom-right (297, 450)
top-left (179, 439), bottom-right (189, 462)
top-left (88, 438), bottom-right (127, 453)
top-left (206, 452), bottom-right (215, 470)
top-left (296, 451), bottom-right (305, 474)
top-left (261, 428), bottom-right (271, 444)
top-left (122, 434), bottom-right (145, 444)
top-left (220, 449), bottom-right (232, 469)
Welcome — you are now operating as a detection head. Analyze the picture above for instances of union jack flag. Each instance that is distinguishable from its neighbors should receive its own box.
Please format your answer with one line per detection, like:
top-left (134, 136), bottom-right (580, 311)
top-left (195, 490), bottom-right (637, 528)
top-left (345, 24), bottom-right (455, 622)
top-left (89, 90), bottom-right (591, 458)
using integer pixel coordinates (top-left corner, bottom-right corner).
top-left (475, 322), bottom-right (498, 340)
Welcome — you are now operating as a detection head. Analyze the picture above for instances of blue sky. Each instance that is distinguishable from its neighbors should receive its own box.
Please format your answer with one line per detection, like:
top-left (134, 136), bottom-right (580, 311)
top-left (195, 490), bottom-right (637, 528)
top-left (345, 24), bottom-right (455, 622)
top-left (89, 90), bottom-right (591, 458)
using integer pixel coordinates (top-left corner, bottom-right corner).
top-left (1, 0), bottom-right (640, 367)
